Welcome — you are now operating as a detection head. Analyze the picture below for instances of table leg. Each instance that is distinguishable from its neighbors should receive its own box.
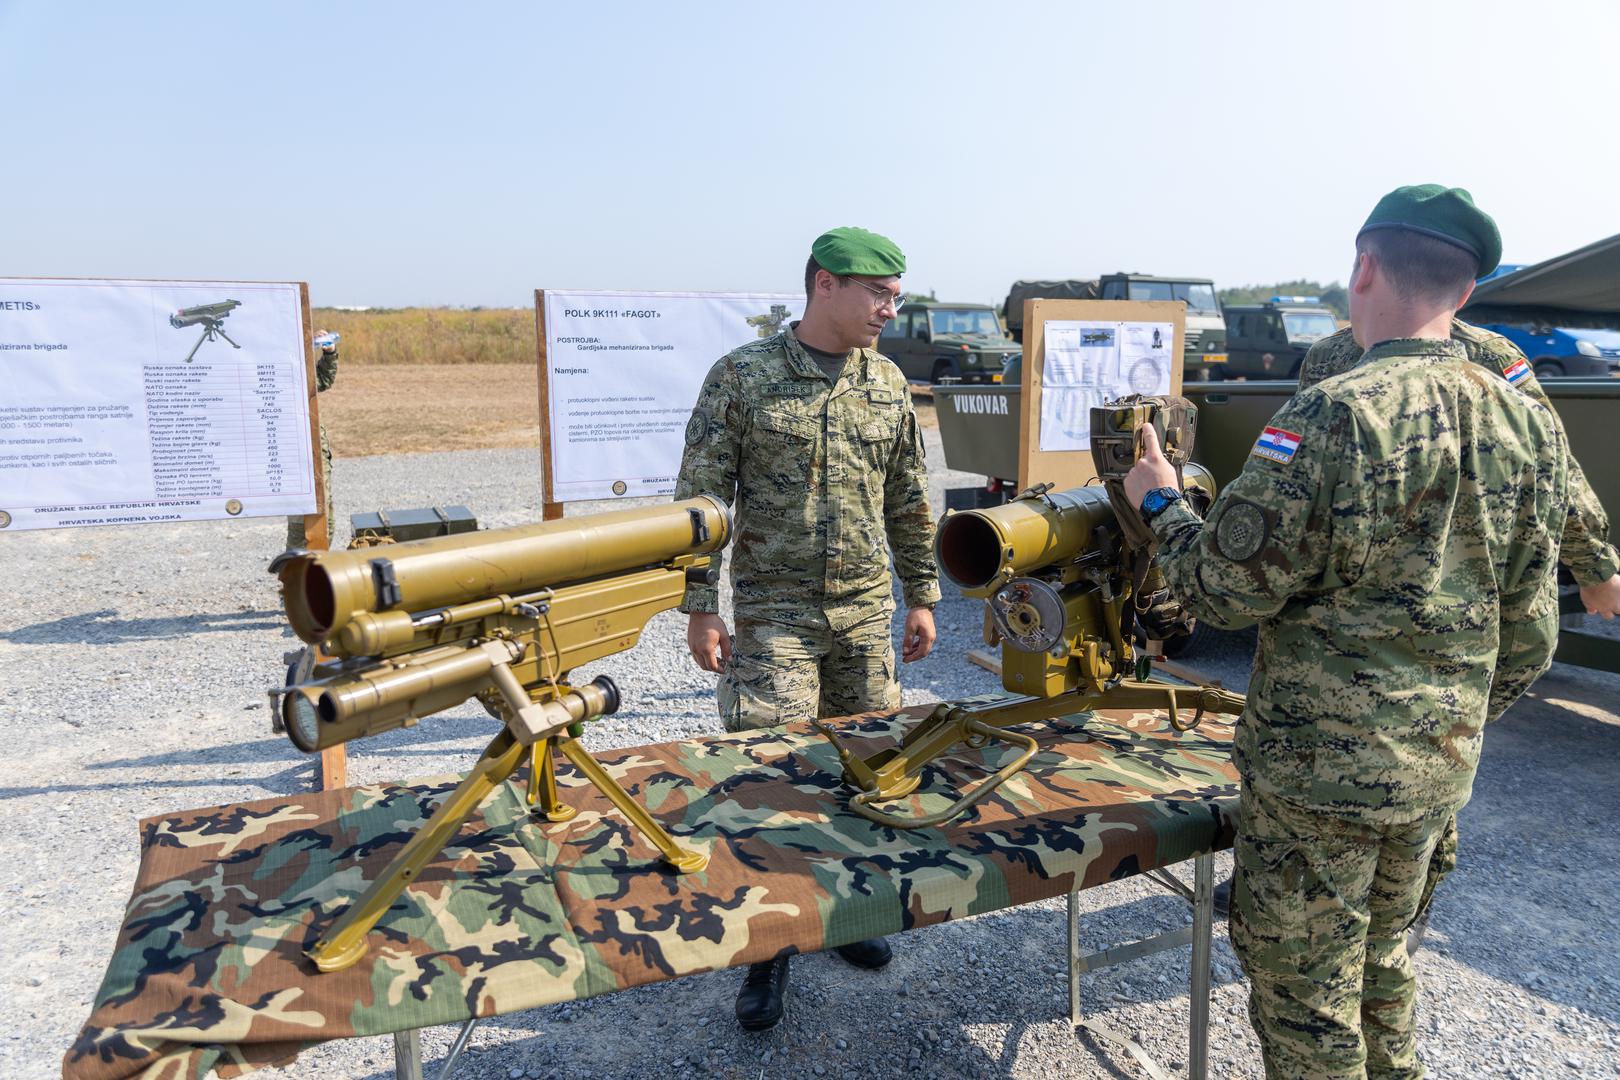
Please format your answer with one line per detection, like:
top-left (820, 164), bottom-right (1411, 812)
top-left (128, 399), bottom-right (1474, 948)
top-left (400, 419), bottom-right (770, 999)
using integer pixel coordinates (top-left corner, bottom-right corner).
top-left (394, 1028), bottom-right (422, 1080)
top-left (1068, 886), bottom-right (1081, 1026)
top-left (1190, 853), bottom-right (1213, 1080)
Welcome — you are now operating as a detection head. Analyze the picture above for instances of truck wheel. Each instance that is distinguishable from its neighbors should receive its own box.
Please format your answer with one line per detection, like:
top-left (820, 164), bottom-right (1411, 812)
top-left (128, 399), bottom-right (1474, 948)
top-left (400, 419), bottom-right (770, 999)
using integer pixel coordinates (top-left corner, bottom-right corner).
top-left (1533, 359), bottom-right (1564, 379)
top-left (931, 359), bottom-right (961, 383)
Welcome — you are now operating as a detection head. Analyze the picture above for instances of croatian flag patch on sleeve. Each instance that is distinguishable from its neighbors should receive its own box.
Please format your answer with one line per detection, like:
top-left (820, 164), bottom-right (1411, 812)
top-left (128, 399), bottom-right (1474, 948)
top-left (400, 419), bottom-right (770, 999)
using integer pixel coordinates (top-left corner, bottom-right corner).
top-left (1252, 426), bottom-right (1303, 463)
top-left (1503, 358), bottom-right (1532, 385)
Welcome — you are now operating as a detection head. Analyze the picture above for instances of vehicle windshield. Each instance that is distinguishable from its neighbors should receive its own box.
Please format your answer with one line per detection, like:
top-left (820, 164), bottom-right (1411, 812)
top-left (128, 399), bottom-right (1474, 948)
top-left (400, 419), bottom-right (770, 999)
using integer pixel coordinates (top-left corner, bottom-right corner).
top-left (928, 309), bottom-right (1004, 337)
top-left (1126, 281), bottom-right (1221, 315)
top-left (1282, 311), bottom-right (1339, 342)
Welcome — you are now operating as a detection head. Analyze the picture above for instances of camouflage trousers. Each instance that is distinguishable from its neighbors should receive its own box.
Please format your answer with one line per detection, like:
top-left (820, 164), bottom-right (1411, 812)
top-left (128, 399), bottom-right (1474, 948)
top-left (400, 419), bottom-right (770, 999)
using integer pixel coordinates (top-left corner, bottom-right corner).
top-left (717, 610), bottom-right (899, 732)
top-left (286, 423), bottom-right (333, 549)
top-left (1229, 786), bottom-right (1448, 1080)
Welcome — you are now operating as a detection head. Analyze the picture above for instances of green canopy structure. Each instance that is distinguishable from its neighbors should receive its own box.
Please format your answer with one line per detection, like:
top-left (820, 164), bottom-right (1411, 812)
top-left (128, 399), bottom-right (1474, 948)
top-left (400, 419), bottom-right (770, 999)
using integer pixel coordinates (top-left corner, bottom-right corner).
top-left (1461, 232), bottom-right (1620, 329)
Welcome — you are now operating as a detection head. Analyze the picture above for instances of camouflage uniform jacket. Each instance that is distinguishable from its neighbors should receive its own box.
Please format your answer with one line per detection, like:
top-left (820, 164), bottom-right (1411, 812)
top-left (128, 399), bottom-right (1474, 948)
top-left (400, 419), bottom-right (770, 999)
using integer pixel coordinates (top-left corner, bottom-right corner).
top-left (1151, 338), bottom-right (1570, 822)
top-left (674, 324), bottom-right (940, 630)
top-left (315, 343), bottom-right (339, 392)
top-left (1301, 320), bottom-right (1617, 585)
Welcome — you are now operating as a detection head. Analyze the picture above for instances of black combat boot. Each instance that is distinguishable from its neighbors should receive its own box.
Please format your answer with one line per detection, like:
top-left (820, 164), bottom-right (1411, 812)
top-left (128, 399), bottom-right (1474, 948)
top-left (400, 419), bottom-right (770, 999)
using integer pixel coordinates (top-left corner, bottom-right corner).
top-left (735, 955), bottom-right (790, 1031)
top-left (832, 937), bottom-right (892, 969)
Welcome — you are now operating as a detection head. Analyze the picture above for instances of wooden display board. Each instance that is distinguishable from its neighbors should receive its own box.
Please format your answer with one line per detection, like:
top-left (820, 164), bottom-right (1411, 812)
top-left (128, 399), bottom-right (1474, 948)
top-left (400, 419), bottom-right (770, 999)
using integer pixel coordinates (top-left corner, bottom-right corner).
top-left (1017, 299), bottom-right (1186, 491)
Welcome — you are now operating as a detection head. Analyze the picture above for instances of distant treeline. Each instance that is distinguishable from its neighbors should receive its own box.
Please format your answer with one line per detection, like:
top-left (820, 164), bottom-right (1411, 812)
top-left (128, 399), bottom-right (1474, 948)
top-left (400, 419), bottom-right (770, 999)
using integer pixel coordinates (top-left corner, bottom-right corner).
top-left (311, 307), bottom-right (536, 365)
top-left (1219, 281), bottom-right (1348, 320)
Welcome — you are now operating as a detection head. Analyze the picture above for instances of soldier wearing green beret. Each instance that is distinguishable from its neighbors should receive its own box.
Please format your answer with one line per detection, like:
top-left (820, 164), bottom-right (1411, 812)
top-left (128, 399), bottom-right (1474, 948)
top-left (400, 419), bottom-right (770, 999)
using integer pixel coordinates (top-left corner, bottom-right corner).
top-left (674, 226), bottom-right (940, 1031)
top-left (1126, 185), bottom-right (1572, 1078)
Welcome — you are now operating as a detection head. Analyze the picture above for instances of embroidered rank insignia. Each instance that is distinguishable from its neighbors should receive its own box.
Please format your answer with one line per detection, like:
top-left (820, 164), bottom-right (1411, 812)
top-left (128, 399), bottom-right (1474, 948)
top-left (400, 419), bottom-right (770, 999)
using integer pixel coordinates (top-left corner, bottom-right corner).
top-left (1251, 426), bottom-right (1302, 464)
top-left (1503, 358), bottom-right (1532, 385)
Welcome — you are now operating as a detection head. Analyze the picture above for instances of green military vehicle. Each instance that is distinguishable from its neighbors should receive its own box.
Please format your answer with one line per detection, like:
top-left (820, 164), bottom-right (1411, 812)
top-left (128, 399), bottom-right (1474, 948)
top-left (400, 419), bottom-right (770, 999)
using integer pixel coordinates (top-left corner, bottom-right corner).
top-left (1003, 274), bottom-right (1230, 381)
top-left (878, 300), bottom-right (1019, 384)
top-left (1220, 297), bottom-right (1341, 380)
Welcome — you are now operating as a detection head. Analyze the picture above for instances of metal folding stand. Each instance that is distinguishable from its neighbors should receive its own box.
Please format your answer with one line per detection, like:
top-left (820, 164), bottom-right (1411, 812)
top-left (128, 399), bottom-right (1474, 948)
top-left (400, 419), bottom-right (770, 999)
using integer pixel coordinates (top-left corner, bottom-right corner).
top-left (394, 1016), bottom-right (480, 1080)
top-left (1068, 852), bottom-right (1214, 1080)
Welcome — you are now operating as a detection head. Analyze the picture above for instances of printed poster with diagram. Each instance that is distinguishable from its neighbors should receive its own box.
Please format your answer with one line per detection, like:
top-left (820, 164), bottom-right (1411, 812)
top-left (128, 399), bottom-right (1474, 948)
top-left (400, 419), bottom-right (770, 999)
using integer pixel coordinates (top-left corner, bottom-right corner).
top-left (0, 278), bottom-right (315, 532)
top-left (541, 290), bottom-right (804, 502)
top-left (1038, 319), bottom-right (1174, 451)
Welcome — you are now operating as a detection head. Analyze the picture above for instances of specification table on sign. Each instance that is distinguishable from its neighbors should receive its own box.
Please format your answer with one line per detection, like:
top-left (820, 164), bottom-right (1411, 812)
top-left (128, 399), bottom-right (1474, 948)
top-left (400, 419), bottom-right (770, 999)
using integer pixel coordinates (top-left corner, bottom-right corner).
top-left (0, 278), bottom-right (315, 531)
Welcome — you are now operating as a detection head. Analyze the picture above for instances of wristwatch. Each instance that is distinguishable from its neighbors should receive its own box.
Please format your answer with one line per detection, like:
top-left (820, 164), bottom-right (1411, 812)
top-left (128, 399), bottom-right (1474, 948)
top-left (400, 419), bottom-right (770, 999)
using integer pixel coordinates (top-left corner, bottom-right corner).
top-left (1139, 486), bottom-right (1184, 522)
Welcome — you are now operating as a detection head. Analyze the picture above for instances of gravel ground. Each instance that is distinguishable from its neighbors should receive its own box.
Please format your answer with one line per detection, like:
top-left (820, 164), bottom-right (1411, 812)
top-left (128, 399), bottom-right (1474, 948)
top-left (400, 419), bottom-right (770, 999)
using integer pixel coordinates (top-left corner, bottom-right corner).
top-left (4, 430), bottom-right (1618, 1079)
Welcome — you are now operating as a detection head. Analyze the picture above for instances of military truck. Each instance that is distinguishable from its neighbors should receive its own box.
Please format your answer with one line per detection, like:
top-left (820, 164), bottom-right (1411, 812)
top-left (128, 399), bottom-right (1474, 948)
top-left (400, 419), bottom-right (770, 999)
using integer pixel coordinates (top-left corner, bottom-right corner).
top-left (1003, 274), bottom-right (1229, 381)
top-left (878, 300), bottom-right (1019, 384)
top-left (1220, 297), bottom-right (1341, 380)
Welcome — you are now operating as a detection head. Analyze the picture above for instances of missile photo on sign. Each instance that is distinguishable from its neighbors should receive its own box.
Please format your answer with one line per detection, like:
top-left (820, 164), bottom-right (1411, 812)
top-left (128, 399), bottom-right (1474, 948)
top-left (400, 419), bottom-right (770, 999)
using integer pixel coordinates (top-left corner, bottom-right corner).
top-left (170, 299), bottom-right (242, 362)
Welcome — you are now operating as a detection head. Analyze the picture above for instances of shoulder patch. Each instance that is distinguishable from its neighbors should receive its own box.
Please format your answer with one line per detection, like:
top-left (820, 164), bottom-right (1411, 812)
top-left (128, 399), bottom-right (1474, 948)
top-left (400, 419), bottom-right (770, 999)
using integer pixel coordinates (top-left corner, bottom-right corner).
top-left (1503, 357), bottom-right (1532, 385)
top-left (1251, 426), bottom-right (1303, 464)
top-left (684, 408), bottom-right (710, 446)
top-left (1214, 499), bottom-right (1271, 563)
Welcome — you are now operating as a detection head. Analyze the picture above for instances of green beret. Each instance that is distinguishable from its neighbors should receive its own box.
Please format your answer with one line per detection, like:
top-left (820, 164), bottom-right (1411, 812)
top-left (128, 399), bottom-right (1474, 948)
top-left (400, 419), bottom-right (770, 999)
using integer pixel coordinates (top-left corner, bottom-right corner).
top-left (1358, 184), bottom-right (1501, 277)
top-left (811, 226), bottom-right (906, 277)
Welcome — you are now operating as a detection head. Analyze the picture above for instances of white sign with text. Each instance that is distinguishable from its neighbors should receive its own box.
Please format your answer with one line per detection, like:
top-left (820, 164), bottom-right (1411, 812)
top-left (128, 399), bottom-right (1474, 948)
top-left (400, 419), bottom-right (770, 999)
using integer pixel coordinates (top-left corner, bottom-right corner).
top-left (542, 289), bottom-right (803, 502)
top-left (0, 278), bottom-right (313, 532)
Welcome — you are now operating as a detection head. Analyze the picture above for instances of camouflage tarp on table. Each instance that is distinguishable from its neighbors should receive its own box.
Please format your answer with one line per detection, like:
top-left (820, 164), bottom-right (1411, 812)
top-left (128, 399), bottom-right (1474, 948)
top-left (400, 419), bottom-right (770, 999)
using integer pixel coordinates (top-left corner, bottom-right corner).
top-left (65, 703), bottom-right (1238, 1080)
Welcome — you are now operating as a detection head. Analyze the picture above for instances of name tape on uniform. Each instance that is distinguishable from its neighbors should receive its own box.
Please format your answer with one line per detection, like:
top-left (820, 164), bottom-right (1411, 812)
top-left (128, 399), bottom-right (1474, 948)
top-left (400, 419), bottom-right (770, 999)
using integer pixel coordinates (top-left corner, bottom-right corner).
top-left (1251, 426), bottom-right (1303, 464)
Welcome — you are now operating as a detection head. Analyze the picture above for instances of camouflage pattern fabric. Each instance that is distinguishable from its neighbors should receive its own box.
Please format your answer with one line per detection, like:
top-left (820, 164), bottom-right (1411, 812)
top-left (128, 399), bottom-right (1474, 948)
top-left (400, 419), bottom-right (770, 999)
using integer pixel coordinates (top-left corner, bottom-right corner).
top-left (286, 344), bottom-right (339, 549)
top-left (1299, 321), bottom-right (1618, 585)
top-left (673, 323), bottom-right (940, 632)
top-left (1230, 786), bottom-right (1447, 1080)
top-left (1152, 337), bottom-right (1570, 824)
top-left (717, 609), bottom-right (900, 732)
top-left (65, 704), bottom-right (1238, 1080)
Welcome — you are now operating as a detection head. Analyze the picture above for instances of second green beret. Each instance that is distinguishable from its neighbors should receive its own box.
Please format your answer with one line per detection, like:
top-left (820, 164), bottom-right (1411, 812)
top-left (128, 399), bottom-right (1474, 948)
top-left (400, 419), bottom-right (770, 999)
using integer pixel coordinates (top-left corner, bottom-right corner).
top-left (1358, 184), bottom-right (1501, 277)
top-left (811, 226), bottom-right (906, 277)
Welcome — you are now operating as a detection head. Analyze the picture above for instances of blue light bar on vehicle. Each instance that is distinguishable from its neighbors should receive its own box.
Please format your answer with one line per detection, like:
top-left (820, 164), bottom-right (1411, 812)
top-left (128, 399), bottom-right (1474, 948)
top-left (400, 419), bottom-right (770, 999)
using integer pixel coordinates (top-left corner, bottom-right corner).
top-left (1269, 296), bottom-right (1320, 305)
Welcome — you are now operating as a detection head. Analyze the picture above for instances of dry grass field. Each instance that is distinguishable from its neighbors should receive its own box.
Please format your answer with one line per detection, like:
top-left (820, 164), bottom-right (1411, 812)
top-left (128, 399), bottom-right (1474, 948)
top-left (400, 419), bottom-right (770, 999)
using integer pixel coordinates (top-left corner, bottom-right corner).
top-left (312, 307), bottom-right (536, 366)
top-left (320, 364), bottom-right (542, 456)
top-left (311, 305), bottom-right (939, 456)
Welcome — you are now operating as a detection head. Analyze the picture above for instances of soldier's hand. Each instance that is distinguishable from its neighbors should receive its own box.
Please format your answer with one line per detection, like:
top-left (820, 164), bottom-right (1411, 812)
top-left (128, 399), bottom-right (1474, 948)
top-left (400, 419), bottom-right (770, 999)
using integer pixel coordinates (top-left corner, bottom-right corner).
top-left (1579, 574), bottom-right (1620, 619)
top-left (1124, 424), bottom-right (1181, 509)
top-left (902, 606), bottom-right (936, 663)
top-left (687, 613), bottom-right (732, 673)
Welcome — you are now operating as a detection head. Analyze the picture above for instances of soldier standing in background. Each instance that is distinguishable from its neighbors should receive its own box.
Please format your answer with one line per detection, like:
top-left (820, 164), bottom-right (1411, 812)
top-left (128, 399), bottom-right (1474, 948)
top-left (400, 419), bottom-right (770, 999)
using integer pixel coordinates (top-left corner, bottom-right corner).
top-left (674, 226), bottom-right (940, 1032)
top-left (287, 330), bottom-right (339, 548)
top-left (1125, 185), bottom-right (1570, 1078)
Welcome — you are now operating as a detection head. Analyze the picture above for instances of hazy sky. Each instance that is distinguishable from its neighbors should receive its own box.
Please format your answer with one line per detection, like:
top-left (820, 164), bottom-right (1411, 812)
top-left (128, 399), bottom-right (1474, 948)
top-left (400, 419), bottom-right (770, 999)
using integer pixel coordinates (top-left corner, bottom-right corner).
top-left (3, 1), bottom-right (1615, 308)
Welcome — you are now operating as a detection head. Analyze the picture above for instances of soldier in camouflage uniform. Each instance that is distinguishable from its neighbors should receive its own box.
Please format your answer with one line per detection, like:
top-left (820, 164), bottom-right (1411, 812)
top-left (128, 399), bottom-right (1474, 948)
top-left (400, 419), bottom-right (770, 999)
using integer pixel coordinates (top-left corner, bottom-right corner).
top-left (1296, 320), bottom-right (1620, 935)
top-left (674, 226), bottom-right (940, 1031)
top-left (286, 331), bottom-right (339, 548)
top-left (1126, 185), bottom-right (1571, 1079)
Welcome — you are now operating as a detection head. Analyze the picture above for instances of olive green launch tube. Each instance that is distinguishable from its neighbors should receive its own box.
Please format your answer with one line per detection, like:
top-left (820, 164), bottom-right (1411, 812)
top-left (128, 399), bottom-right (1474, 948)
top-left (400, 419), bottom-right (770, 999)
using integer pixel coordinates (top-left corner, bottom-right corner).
top-left (935, 463), bottom-right (1216, 596)
top-left (279, 495), bottom-right (731, 648)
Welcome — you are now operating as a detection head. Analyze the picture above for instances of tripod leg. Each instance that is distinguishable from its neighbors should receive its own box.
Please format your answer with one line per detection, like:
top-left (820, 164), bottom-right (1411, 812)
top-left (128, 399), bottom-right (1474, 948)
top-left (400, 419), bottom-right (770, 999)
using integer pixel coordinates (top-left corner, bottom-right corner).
top-left (184, 328), bottom-right (209, 363)
top-left (307, 728), bottom-right (526, 972)
top-left (556, 737), bottom-right (707, 873)
top-left (527, 737), bottom-right (577, 822)
top-left (217, 327), bottom-right (242, 349)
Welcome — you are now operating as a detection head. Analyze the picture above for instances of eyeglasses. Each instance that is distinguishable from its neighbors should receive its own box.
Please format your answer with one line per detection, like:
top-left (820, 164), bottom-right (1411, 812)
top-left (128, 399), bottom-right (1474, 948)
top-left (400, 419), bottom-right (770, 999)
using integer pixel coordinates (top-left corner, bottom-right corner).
top-left (845, 277), bottom-right (905, 313)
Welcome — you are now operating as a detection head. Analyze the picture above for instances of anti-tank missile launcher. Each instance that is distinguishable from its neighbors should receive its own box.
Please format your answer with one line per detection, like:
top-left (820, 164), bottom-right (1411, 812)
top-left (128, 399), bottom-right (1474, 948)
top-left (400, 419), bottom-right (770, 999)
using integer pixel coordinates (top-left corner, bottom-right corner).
top-left (814, 396), bottom-right (1246, 829)
top-left (270, 496), bottom-right (731, 972)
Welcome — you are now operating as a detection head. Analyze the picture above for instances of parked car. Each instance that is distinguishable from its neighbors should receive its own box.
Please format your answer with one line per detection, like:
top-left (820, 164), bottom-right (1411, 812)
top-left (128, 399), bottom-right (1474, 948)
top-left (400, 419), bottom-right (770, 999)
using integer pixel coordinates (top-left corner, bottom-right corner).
top-left (1220, 297), bottom-right (1339, 379)
top-left (878, 300), bottom-right (1019, 384)
top-left (1475, 323), bottom-right (1620, 378)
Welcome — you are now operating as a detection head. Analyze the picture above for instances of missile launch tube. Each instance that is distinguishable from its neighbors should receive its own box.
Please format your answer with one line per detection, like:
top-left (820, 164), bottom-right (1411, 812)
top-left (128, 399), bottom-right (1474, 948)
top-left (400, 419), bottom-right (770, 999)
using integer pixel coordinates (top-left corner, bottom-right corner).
top-left (281, 495), bottom-right (731, 644)
top-left (936, 464), bottom-right (1214, 593)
